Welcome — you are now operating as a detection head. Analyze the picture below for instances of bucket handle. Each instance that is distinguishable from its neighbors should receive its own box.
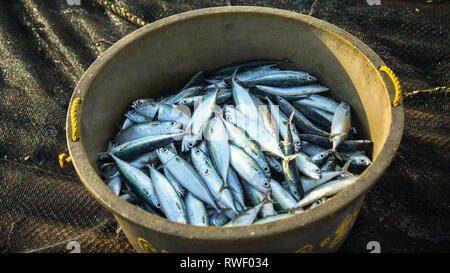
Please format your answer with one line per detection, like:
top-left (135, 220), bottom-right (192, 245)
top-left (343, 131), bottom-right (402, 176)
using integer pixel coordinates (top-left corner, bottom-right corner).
top-left (59, 97), bottom-right (82, 168)
top-left (379, 66), bottom-right (402, 107)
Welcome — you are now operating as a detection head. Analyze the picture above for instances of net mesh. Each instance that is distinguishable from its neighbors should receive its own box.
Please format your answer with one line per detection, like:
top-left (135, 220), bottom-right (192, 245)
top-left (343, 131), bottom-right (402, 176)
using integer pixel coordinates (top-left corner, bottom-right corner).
top-left (0, 0), bottom-right (448, 253)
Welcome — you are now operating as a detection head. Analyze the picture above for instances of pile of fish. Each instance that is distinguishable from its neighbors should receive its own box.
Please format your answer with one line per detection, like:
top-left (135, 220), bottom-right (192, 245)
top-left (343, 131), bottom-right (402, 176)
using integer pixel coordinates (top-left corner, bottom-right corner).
top-left (98, 60), bottom-right (372, 227)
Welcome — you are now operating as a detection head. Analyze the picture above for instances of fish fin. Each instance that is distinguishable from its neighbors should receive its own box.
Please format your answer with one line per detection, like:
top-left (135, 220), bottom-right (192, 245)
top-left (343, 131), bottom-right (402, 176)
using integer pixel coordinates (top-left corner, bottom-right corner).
top-left (281, 153), bottom-right (298, 171)
top-left (326, 148), bottom-right (342, 161)
top-left (282, 110), bottom-right (295, 126)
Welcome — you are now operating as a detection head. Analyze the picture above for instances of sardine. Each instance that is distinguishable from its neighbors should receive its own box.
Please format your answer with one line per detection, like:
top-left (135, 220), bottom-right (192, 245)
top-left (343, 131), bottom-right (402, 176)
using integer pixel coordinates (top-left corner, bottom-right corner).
top-left (185, 192), bottom-right (209, 226)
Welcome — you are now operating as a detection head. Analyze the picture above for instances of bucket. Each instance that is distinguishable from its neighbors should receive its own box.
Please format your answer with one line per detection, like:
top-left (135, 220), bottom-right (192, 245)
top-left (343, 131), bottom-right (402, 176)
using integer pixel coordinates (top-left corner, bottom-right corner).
top-left (64, 6), bottom-right (404, 253)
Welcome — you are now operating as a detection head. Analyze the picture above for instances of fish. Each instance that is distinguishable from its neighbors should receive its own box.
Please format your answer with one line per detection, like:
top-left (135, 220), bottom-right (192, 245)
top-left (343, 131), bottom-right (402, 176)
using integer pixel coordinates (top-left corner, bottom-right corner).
top-left (114, 121), bottom-right (183, 145)
top-left (191, 147), bottom-right (238, 213)
top-left (224, 106), bottom-right (285, 158)
top-left (277, 96), bottom-right (330, 137)
top-left (267, 97), bottom-right (301, 152)
top-left (148, 165), bottom-right (188, 224)
top-left (107, 173), bottom-right (121, 195)
top-left (229, 144), bottom-right (271, 193)
top-left (238, 70), bottom-right (316, 87)
top-left (205, 117), bottom-right (230, 183)
top-left (295, 152), bottom-right (322, 180)
top-left (340, 151), bottom-right (372, 167)
top-left (157, 103), bottom-right (190, 127)
top-left (223, 119), bottom-right (271, 177)
top-left (101, 133), bottom-right (184, 160)
top-left (295, 175), bottom-right (359, 208)
top-left (254, 84), bottom-right (329, 99)
top-left (330, 102), bottom-right (352, 152)
top-left (280, 111), bottom-right (304, 200)
top-left (231, 70), bottom-right (260, 124)
top-left (110, 154), bottom-right (160, 209)
top-left (179, 91), bottom-right (232, 107)
top-left (181, 91), bottom-right (218, 151)
top-left (301, 169), bottom-right (347, 193)
top-left (299, 134), bottom-right (372, 152)
top-left (214, 59), bottom-right (286, 78)
top-left (294, 94), bottom-right (339, 113)
top-left (163, 166), bottom-right (186, 197)
top-left (269, 179), bottom-right (298, 210)
top-left (131, 98), bottom-right (159, 119)
top-left (240, 177), bottom-right (276, 217)
top-left (224, 202), bottom-right (265, 227)
top-left (320, 156), bottom-right (336, 172)
top-left (310, 150), bottom-right (332, 166)
top-left (167, 86), bottom-right (203, 105)
top-left (265, 156), bottom-right (283, 174)
top-left (210, 212), bottom-right (230, 226)
top-left (185, 192), bottom-right (209, 226)
top-left (156, 147), bottom-right (220, 211)
top-left (227, 168), bottom-right (247, 211)
top-left (124, 110), bottom-right (153, 123)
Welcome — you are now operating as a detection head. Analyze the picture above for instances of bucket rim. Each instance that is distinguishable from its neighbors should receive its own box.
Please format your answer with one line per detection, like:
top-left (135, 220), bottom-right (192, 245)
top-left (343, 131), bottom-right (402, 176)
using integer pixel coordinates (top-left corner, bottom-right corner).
top-left (66, 6), bottom-right (404, 242)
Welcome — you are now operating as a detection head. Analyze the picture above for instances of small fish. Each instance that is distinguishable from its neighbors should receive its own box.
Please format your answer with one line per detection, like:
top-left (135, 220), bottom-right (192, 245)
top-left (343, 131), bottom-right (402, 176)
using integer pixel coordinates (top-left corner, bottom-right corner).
top-left (294, 94), bottom-right (339, 113)
top-left (320, 156), bottom-right (336, 172)
top-left (205, 117), bottom-right (230, 183)
top-left (265, 156), bottom-right (283, 174)
top-left (295, 152), bottom-right (322, 180)
top-left (148, 165), bottom-right (188, 224)
top-left (167, 85), bottom-right (203, 105)
top-left (131, 99), bottom-right (159, 119)
top-left (254, 84), bottom-right (329, 99)
top-left (238, 70), bottom-right (316, 87)
top-left (296, 175), bottom-right (359, 208)
top-left (240, 178), bottom-right (276, 217)
top-left (191, 147), bottom-right (238, 213)
top-left (340, 151), bottom-right (372, 167)
top-left (301, 168), bottom-right (346, 193)
top-left (277, 96), bottom-right (329, 137)
top-left (227, 168), bottom-right (247, 211)
top-left (210, 212), bottom-right (230, 226)
top-left (231, 70), bottom-right (260, 124)
top-left (157, 103), bottom-right (190, 127)
top-left (110, 154), bottom-right (160, 209)
top-left (127, 151), bottom-right (159, 169)
top-left (270, 179), bottom-right (298, 210)
top-left (185, 192), bottom-right (209, 226)
top-left (330, 102), bottom-right (352, 152)
top-left (125, 110), bottom-right (153, 123)
top-left (107, 173), bottom-right (121, 195)
top-left (229, 144), bottom-right (271, 193)
top-left (179, 91), bottom-right (232, 107)
top-left (224, 202), bottom-right (265, 227)
top-left (214, 60), bottom-right (286, 78)
top-left (101, 133), bottom-right (184, 160)
top-left (223, 119), bottom-right (271, 177)
top-left (163, 166), bottom-right (186, 197)
top-left (156, 147), bottom-right (219, 211)
top-left (114, 121), bottom-right (183, 145)
top-left (300, 134), bottom-right (373, 152)
top-left (181, 91), bottom-right (218, 151)
top-left (310, 150), bottom-right (332, 166)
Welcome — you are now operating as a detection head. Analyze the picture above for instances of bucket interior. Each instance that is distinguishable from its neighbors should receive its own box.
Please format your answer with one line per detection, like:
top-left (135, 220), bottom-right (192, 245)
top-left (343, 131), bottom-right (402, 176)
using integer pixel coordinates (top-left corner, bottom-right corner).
top-left (78, 11), bottom-right (391, 199)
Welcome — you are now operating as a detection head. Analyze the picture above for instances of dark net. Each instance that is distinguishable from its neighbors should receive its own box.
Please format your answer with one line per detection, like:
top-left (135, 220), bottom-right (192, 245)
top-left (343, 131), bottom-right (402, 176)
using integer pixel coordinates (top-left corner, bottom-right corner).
top-left (0, 0), bottom-right (448, 253)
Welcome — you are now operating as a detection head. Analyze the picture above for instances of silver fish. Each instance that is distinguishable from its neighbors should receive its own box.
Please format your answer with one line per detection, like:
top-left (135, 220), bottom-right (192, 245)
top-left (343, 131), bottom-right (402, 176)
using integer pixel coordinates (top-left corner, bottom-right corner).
top-left (294, 94), bottom-right (339, 113)
top-left (156, 147), bottom-right (219, 211)
top-left (210, 212), bottom-right (230, 226)
top-left (110, 154), bottom-right (160, 209)
top-left (296, 176), bottom-right (359, 208)
top-left (205, 117), bottom-right (230, 183)
top-left (224, 202), bottom-right (265, 227)
top-left (277, 96), bottom-right (329, 137)
top-left (131, 99), bottom-right (159, 119)
top-left (254, 84), bottom-right (329, 99)
top-left (125, 110), bottom-right (152, 123)
top-left (185, 192), bottom-right (209, 226)
top-left (301, 170), bottom-right (345, 193)
top-left (266, 156), bottom-right (283, 174)
top-left (167, 86), bottom-right (203, 105)
top-left (114, 121), bottom-right (183, 145)
top-left (240, 177), bottom-right (276, 217)
top-left (191, 147), bottom-right (238, 213)
top-left (238, 70), bottom-right (316, 87)
top-left (295, 152), bottom-right (322, 180)
top-left (107, 173), bottom-right (121, 195)
top-left (330, 102), bottom-right (351, 151)
top-left (269, 179), bottom-right (297, 210)
top-left (229, 144), bottom-right (271, 193)
top-left (157, 103), bottom-right (190, 127)
top-left (227, 168), bottom-right (247, 210)
top-left (340, 151), bottom-right (372, 167)
top-left (163, 166), bottom-right (186, 197)
top-left (148, 166), bottom-right (188, 224)
top-left (223, 119), bottom-right (271, 177)
top-left (225, 107), bottom-right (285, 158)
top-left (181, 91), bottom-right (218, 151)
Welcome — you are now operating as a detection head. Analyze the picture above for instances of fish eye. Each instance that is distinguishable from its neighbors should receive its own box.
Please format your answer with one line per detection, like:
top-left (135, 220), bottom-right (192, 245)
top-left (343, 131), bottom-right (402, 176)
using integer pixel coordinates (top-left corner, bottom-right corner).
top-left (315, 168), bottom-right (320, 173)
top-left (195, 148), bottom-right (201, 154)
top-left (204, 169), bottom-right (209, 174)
top-left (264, 181), bottom-right (270, 187)
top-left (156, 203), bottom-right (161, 208)
top-left (263, 166), bottom-right (270, 172)
top-left (170, 122), bottom-right (175, 126)
top-left (162, 148), bottom-right (168, 153)
top-left (360, 159), bottom-right (365, 164)
top-left (188, 142), bottom-right (194, 148)
top-left (320, 154), bottom-right (325, 158)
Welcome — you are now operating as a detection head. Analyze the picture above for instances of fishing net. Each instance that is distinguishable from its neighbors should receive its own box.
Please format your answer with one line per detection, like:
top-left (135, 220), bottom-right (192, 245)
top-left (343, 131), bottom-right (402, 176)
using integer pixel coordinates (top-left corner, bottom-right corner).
top-left (0, 0), bottom-right (448, 253)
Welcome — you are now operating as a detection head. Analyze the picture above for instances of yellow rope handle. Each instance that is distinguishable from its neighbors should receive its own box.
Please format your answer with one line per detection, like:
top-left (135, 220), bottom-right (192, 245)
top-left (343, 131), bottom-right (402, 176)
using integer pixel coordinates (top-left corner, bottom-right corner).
top-left (59, 153), bottom-right (72, 168)
top-left (98, 0), bottom-right (148, 27)
top-left (71, 97), bottom-right (82, 142)
top-left (379, 66), bottom-right (402, 107)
